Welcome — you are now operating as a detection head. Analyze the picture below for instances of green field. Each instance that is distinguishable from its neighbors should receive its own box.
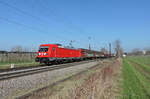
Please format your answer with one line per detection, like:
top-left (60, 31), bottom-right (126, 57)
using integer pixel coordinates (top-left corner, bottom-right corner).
top-left (0, 60), bottom-right (39, 69)
top-left (128, 56), bottom-right (150, 66)
top-left (123, 56), bottom-right (150, 99)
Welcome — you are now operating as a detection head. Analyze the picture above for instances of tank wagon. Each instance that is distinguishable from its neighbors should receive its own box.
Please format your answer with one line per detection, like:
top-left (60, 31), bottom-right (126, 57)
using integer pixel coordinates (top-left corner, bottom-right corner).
top-left (35, 44), bottom-right (104, 65)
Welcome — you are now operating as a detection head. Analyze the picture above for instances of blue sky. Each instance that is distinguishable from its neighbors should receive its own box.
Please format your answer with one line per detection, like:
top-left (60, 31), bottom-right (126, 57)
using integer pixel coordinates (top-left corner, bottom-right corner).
top-left (0, 0), bottom-right (150, 52)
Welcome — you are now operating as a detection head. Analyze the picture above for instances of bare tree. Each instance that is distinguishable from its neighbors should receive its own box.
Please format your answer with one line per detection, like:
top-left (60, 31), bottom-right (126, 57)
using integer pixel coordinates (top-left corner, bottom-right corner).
top-left (131, 48), bottom-right (143, 55)
top-left (11, 45), bottom-right (23, 52)
top-left (114, 40), bottom-right (123, 58)
top-left (101, 48), bottom-right (108, 54)
top-left (11, 45), bottom-right (30, 52)
top-left (24, 47), bottom-right (30, 52)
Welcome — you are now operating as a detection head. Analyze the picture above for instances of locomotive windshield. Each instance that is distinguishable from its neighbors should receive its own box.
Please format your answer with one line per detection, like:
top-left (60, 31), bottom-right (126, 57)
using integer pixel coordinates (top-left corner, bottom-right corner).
top-left (39, 46), bottom-right (49, 52)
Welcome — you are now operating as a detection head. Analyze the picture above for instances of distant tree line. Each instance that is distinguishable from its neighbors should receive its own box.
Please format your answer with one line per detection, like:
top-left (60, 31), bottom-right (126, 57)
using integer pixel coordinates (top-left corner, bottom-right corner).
top-left (0, 45), bottom-right (37, 63)
top-left (128, 48), bottom-right (150, 56)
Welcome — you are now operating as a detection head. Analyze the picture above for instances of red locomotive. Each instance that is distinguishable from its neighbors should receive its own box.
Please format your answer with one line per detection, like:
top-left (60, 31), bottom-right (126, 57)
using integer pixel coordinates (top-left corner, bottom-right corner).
top-left (35, 44), bottom-right (104, 65)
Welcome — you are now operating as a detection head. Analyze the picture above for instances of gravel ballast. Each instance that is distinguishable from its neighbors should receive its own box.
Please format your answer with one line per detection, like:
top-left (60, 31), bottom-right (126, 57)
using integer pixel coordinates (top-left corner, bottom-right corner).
top-left (0, 61), bottom-right (99, 99)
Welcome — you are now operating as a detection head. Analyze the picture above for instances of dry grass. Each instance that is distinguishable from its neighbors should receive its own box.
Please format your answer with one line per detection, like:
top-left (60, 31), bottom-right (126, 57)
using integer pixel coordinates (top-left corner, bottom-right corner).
top-left (26, 59), bottom-right (122, 99)
top-left (70, 58), bottom-right (122, 99)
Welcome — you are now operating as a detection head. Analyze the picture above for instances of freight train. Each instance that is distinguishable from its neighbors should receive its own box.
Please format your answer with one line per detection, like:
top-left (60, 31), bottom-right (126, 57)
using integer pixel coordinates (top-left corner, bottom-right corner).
top-left (35, 44), bottom-right (111, 65)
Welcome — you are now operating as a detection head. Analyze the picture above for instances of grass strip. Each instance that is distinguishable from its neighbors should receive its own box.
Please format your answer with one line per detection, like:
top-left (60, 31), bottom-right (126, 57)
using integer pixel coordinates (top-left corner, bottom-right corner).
top-left (127, 57), bottom-right (150, 74)
top-left (127, 56), bottom-right (150, 66)
top-left (123, 58), bottom-right (150, 99)
top-left (0, 61), bottom-right (39, 69)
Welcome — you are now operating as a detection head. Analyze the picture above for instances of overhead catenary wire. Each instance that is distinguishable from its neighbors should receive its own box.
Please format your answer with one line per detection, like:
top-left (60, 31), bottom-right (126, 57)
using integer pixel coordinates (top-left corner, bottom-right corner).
top-left (0, 0), bottom-right (46, 23)
top-left (0, 0), bottom-right (74, 35)
top-left (0, 0), bottom-right (76, 42)
top-left (38, 0), bottom-right (88, 35)
top-left (0, 0), bottom-right (100, 50)
top-left (0, 16), bottom-right (72, 43)
top-left (0, 16), bottom-right (44, 33)
top-left (38, 0), bottom-right (94, 47)
top-left (0, 0), bottom-right (88, 39)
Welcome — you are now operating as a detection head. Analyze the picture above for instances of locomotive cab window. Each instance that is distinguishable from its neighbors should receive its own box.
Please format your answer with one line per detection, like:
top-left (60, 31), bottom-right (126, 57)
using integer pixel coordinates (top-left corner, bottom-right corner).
top-left (39, 46), bottom-right (49, 52)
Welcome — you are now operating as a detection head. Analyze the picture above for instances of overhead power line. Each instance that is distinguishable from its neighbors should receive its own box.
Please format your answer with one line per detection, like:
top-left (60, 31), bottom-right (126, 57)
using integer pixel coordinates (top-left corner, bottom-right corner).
top-left (0, 2), bottom-right (74, 42)
top-left (38, 0), bottom-right (87, 35)
top-left (0, 16), bottom-right (78, 46)
top-left (38, 0), bottom-right (92, 46)
top-left (0, 0), bottom-right (88, 39)
top-left (0, 0), bottom-right (99, 49)
top-left (0, 1), bottom-right (76, 41)
top-left (0, 1), bottom-right (44, 22)
top-left (0, 16), bottom-right (44, 32)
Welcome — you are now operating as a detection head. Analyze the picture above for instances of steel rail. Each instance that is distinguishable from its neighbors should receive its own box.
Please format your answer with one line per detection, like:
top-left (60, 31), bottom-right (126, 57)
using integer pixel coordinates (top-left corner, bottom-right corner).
top-left (0, 60), bottom-right (98, 81)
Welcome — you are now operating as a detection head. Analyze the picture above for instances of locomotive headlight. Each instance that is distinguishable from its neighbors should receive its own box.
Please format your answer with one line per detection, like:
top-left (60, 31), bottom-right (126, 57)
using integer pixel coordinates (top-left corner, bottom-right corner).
top-left (38, 53), bottom-right (41, 56)
top-left (44, 53), bottom-right (48, 56)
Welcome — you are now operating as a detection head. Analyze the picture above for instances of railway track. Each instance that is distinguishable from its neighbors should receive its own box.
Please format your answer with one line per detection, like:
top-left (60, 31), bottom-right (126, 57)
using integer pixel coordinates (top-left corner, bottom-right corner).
top-left (0, 60), bottom-right (98, 81)
top-left (16, 63), bottom-right (100, 99)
